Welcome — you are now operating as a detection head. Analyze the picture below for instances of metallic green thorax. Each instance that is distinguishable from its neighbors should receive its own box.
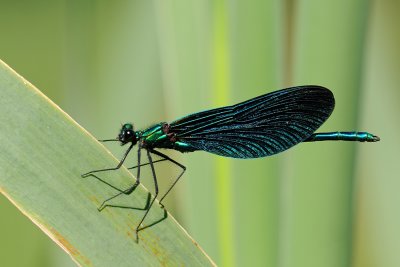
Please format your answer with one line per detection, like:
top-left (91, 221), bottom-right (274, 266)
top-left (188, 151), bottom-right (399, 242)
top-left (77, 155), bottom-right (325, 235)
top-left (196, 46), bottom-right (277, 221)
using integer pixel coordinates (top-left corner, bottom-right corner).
top-left (138, 123), bottom-right (197, 153)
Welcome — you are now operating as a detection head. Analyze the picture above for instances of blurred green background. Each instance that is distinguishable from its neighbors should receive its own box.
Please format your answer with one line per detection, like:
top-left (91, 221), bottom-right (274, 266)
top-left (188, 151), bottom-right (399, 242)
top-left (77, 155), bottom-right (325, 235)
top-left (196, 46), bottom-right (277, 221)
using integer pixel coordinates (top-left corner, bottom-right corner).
top-left (0, 1), bottom-right (398, 266)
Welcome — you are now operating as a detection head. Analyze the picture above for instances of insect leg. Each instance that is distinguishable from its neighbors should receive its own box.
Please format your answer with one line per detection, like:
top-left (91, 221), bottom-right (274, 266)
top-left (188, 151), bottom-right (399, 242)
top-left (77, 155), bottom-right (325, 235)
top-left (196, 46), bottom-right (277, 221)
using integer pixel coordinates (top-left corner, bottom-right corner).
top-left (127, 159), bottom-right (167, 170)
top-left (136, 149), bottom-right (159, 241)
top-left (150, 150), bottom-right (186, 208)
top-left (98, 145), bottom-right (142, 210)
top-left (81, 143), bottom-right (134, 177)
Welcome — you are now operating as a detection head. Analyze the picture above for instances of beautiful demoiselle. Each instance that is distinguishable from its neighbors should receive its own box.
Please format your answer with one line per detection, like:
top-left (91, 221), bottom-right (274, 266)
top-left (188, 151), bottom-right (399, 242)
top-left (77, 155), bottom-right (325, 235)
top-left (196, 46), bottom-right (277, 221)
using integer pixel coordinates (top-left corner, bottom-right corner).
top-left (82, 85), bottom-right (379, 241)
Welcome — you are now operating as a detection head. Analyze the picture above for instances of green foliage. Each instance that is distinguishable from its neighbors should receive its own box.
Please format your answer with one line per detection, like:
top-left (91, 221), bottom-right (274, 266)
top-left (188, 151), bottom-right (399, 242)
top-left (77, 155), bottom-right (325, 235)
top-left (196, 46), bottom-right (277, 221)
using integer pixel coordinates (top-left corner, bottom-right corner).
top-left (0, 60), bottom-right (215, 267)
top-left (0, 1), bottom-right (397, 267)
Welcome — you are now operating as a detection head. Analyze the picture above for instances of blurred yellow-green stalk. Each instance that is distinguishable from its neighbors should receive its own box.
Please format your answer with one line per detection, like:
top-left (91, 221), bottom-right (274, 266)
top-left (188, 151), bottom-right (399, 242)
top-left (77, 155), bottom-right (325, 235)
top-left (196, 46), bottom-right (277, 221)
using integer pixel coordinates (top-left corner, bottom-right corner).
top-left (0, 1), bottom-right (398, 266)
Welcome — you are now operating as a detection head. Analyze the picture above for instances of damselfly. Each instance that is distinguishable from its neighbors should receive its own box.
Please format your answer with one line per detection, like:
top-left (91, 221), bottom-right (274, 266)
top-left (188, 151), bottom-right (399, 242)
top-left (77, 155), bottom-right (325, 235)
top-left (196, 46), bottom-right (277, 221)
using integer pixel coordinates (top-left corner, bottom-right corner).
top-left (82, 85), bottom-right (379, 241)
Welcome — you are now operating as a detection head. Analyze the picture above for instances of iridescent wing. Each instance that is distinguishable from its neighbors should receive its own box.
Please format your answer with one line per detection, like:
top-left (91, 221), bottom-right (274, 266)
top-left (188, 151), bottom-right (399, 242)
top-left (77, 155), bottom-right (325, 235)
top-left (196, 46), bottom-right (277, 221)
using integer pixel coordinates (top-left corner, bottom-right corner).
top-left (169, 85), bottom-right (335, 158)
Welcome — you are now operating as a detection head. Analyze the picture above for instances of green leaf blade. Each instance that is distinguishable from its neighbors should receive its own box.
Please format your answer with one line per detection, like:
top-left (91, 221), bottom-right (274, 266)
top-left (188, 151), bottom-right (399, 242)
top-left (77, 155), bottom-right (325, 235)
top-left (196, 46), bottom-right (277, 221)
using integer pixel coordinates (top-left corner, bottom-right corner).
top-left (0, 59), bottom-right (215, 267)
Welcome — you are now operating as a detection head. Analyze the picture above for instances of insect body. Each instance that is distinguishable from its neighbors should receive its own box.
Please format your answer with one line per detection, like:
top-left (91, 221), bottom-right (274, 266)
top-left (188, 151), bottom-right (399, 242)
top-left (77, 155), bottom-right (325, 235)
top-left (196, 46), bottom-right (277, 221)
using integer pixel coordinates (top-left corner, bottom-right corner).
top-left (136, 123), bottom-right (197, 152)
top-left (82, 85), bottom-right (379, 241)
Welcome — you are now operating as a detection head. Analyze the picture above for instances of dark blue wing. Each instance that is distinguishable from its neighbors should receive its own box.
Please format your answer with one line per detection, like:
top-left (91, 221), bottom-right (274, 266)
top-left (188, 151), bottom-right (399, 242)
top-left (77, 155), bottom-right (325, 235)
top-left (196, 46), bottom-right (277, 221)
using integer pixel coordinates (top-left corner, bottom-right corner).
top-left (170, 85), bottom-right (335, 158)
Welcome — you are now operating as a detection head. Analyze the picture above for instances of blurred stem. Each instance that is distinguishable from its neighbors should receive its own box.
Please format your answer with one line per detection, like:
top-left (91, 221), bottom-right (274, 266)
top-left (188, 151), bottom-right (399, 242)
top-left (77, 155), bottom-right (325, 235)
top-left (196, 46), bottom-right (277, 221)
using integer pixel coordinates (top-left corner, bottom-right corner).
top-left (281, 1), bottom-right (370, 267)
top-left (213, 1), bottom-right (234, 266)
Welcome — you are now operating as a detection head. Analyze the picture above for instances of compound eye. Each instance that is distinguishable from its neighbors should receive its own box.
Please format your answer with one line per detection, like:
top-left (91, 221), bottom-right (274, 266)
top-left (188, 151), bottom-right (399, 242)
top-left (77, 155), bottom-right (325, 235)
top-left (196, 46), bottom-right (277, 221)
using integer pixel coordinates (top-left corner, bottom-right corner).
top-left (118, 123), bottom-right (136, 145)
top-left (125, 130), bottom-right (133, 138)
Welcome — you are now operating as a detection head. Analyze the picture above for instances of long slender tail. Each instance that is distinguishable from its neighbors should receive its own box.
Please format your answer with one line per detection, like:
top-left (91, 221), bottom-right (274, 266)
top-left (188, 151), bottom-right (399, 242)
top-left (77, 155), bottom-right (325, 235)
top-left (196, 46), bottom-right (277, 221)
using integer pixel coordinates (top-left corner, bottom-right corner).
top-left (304, 132), bottom-right (380, 142)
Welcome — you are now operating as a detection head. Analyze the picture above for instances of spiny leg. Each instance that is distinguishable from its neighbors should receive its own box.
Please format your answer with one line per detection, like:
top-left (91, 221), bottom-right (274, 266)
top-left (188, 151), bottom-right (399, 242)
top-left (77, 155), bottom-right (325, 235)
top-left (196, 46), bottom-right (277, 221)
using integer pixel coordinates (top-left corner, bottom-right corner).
top-left (81, 143), bottom-right (134, 177)
top-left (150, 150), bottom-right (186, 208)
top-left (98, 145), bottom-right (142, 211)
top-left (136, 149), bottom-right (159, 241)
